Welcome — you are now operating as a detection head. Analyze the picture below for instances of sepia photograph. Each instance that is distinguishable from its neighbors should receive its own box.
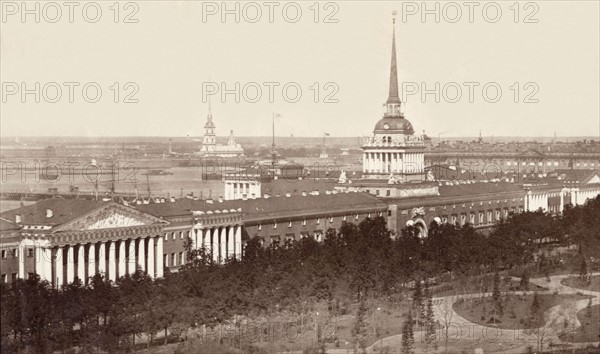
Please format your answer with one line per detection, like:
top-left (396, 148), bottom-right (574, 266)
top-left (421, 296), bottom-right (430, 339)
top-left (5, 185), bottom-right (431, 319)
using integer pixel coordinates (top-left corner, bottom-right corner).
top-left (0, 1), bottom-right (599, 353)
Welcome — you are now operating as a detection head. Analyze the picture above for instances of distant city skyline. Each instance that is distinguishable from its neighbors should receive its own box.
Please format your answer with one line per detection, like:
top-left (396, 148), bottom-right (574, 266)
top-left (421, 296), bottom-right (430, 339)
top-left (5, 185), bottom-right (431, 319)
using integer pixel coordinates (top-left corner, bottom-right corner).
top-left (1, 2), bottom-right (598, 138)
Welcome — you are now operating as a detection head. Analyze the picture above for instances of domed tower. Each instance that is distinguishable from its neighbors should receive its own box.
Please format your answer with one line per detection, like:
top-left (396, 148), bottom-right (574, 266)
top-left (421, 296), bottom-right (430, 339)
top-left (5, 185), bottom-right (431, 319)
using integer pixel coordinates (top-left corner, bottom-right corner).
top-left (362, 13), bottom-right (425, 182)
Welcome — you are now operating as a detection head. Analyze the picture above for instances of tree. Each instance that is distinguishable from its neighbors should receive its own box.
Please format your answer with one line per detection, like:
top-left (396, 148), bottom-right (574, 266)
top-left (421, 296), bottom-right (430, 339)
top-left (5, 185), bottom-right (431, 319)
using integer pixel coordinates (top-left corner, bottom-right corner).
top-left (401, 310), bottom-right (414, 354)
top-left (528, 292), bottom-right (541, 328)
top-left (492, 271), bottom-right (503, 320)
top-left (352, 299), bottom-right (368, 354)
top-left (424, 281), bottom-right (436, 344)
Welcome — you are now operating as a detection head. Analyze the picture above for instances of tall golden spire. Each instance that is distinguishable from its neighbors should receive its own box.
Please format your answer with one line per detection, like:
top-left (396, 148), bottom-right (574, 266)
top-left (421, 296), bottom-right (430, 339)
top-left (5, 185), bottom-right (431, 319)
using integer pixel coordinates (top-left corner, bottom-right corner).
top-left (387, 11), bottom-right (401, 105)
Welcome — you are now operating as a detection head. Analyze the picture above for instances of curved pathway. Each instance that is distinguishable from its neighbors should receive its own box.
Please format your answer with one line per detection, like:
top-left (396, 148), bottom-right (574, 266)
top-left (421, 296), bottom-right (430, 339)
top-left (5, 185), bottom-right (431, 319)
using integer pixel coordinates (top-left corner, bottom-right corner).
top-left (361, 273), bottom-right (599, 354)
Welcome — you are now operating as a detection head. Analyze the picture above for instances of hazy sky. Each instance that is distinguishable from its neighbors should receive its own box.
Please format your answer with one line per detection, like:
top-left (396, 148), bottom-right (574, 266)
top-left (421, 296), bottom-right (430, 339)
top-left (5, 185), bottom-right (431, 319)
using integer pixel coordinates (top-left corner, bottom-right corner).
top-left (1, 1), bottom-right (599, 138)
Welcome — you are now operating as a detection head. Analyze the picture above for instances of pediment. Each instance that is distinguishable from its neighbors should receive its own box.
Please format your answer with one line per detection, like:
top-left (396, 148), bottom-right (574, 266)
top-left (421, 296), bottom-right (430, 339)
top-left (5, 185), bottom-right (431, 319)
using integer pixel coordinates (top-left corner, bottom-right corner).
top-left (519, 149), bottom-right (545, 158)
top-left (55, 203), bottom-right (166, 232)
top-left (585, 174), bottom-right (600, 184)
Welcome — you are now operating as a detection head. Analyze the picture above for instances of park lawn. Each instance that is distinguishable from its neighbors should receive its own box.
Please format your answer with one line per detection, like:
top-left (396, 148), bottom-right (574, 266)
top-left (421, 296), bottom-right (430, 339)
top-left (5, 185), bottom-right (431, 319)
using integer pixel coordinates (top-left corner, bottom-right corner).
top-left (453, 293), bottom-right (590, 330)
top-left (430, 274), bottom-right (546, 297)
top-left (561, 275), bottom-right (600, 292)
top-left (559, 304), bottom-right (600, 343)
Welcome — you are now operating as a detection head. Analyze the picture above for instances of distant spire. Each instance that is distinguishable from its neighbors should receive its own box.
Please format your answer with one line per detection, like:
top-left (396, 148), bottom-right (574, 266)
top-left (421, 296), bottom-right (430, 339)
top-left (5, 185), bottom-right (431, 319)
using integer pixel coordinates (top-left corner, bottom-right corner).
top-left (387, 12), bottom-right (401, 105)
top-left (207, 95), bottom-right (213, 123)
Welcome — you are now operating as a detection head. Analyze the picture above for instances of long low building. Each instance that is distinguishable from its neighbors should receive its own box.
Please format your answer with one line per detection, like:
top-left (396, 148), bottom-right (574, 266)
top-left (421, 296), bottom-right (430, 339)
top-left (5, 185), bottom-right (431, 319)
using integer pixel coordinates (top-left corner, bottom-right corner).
top-left (0, 192), bottom-right (388, 286)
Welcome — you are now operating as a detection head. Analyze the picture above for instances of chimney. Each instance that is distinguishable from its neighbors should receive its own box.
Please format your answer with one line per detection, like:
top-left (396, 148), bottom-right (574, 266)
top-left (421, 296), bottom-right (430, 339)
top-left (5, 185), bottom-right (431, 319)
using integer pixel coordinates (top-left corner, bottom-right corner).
top-left (285, 192), bottom-right (291, 198)
top-left (15, 214), bottom-right (21, 224)
top-left (301, 191), bottom-right (307, 196)
top-left (46, 209), bottom-right (53, 218)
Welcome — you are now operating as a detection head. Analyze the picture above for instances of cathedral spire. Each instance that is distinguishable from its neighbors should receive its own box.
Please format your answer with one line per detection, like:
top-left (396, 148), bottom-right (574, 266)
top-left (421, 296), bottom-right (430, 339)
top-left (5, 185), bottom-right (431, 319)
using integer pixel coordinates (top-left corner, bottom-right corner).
top-left (387, 12), bottom-right (401, 105)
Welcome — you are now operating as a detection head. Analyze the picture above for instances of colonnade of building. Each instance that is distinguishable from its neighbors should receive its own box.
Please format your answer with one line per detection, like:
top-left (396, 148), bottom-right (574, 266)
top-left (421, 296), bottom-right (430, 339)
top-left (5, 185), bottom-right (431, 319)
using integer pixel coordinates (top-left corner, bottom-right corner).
top-left (525, 186), bottom-right (600, 213)
top-left (191, 224), bottom-right (242, 263)
top-left (363, 151), bottom-right (424, 174)
top-left (28, 236), bottom-right (164, 287)
top-left (224, 180), bottom-right (261, 200)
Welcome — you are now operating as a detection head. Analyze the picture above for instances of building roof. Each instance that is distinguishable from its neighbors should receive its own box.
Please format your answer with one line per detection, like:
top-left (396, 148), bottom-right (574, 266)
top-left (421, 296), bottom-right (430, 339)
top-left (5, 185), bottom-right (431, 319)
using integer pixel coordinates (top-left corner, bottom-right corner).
top-left (438, 182), bottom-right (523, 197)
top-left (0, 217), bottom-right (20, 232)
top-left (137, 192), bottom-right (387, 222)
top-left (554, 169), bottom-right (600, 184)
top-left (0, 199), bottom-right (107, 227)
top-left (374, 117), bottom-right (415, 135)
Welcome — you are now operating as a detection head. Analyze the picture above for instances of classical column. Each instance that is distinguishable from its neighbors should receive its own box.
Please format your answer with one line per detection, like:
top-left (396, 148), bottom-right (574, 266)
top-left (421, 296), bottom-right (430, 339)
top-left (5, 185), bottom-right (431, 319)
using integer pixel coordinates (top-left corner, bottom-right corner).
top-left (156, 235), bottom-right (164, 278)
top-left (18, 243), bottom-right (25, 279)
top-left (220, 227), bottom-right (228, 263)
top-left (55, 247), bottom-right (64, 287)
top-left (88, 243), bottom-right (96, 282)
top-left (235, 225), bottom-right (242, 260)
top-left (77, 245), bottom-right (85, 282)
top-left (227, 226), bottom-right (235, 259)
top-left (118, 240), bottom-right (126, 278)
top-left (138, 237), bottom-right (145, 272)
top-left (66, 245), bottom-right (74, 284)
top-left (147, 237), bottom-right (155, 279)
top-left (203, 228), bottom-right (210, 251)
top-left (98, 242), bottom-right (107, 278)
top-left (211, 228), bottom-right (219, 263)
top-left (39, 247), bottom-right (53, 283)
top-left (128, 239), bottom-right (136, 275)
top-left (108, 241), bottom-right (117, 281)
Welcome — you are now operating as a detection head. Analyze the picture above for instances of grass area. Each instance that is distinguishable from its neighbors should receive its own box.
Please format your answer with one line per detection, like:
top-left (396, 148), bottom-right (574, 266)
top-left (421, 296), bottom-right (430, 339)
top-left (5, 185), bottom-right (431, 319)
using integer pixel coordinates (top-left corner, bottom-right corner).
top-left (454, 293), bottom-right (591, 330)
top-left (558, 304), bottom-right (600, 343)
top-left (430, 273), bottom-right (546, 297)
top-left (562, 275), bottom-right (600, 292)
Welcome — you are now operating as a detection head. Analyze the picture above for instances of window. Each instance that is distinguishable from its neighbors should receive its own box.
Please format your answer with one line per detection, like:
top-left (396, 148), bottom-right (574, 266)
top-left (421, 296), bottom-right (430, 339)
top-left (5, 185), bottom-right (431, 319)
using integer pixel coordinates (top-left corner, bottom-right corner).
top-left (376, 190), bottom-right (380, 196)
top-left (11, 273), bottom-right (17, 283)
top-left (470, 213), bottom-right (475, 224)
top-left (163, 254), bottom-right (167, 267)
top-left (179, 252), bottom-right (185, 265)
top-left (302, 219), bottom-right (307, 226)
top-left (288, 221), bottom-right (292, 228)
top-left (273, 222), bottom-right (277, 229)
top-left (172, 253), bottom-right (176, 266)
top-left (387, 210), bottom-right (392, 217)
top-left (478, 212), bottom-right (484, 224)
top-left (258, 224), bottom-right (262, 231)
top-left (1, 274), bottom-right (5, 283)
top-left (316, 218), bottom-right (320, 225)
top-left (487, 211), bottom-right (493, 223)
top-left (355, 214), bottom-right (359, 220)
top-left (343, 215), bottom-right (347, 221)
top-left (180, 232), bottom-right (184, 239)
top-left (386, 190), bottom-right (391, 196)
top-left (27, 248), bottom-right (34, 258)
top-left (271, 235), bottom-right (281, 246)
top-left (1, 250), bottom-right (5, 259)
top-left (328, 217), bottom-right (333, 223)
top-left (28, 273), bottom-right (34, 279)
top-left (314, 231), bottom-right (323, 242)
